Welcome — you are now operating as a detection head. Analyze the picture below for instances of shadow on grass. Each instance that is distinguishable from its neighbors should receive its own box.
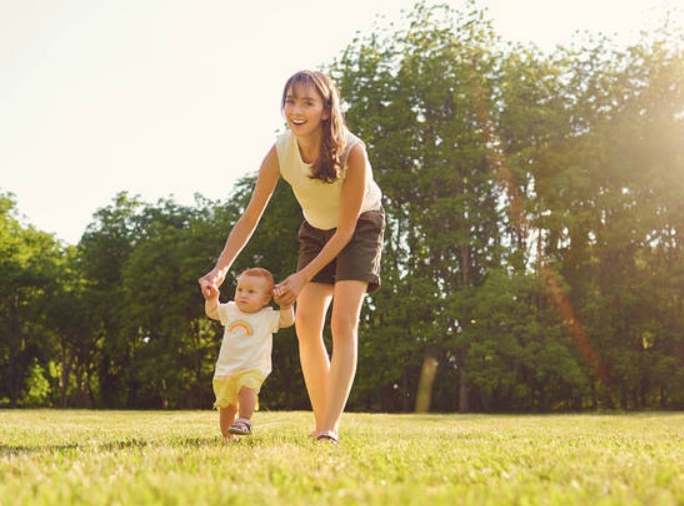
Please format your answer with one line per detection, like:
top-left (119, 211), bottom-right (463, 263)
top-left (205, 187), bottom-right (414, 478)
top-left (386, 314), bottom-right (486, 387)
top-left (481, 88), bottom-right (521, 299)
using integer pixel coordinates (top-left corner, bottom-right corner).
top-left (1, 438), bottom-right (157, 456)
top-left (1, 443), bottom-right (82, 456)
top-left (1, 434), bottom-right (228, 457)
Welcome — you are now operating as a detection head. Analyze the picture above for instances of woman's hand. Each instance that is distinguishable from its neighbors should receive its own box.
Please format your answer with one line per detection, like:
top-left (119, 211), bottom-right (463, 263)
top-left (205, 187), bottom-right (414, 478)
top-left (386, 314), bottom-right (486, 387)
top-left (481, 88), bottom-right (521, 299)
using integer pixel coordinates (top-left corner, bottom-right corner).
top-left (198, 268), bottom-right (226, 299)
top-left (274, 272), bottom-right (307, 308)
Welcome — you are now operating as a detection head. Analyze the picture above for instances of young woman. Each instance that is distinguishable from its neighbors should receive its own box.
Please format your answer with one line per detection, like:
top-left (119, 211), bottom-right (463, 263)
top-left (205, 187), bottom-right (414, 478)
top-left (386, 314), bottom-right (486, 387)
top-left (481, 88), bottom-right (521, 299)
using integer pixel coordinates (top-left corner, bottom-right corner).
top-left (199, 70), bottom-right (384, 443)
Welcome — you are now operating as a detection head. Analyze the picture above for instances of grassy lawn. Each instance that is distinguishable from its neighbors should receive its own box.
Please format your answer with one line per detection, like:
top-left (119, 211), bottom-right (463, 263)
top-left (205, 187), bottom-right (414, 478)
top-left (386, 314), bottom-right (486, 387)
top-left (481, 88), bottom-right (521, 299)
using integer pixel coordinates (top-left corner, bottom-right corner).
top-left (1, 410), bottom-right (683, 505)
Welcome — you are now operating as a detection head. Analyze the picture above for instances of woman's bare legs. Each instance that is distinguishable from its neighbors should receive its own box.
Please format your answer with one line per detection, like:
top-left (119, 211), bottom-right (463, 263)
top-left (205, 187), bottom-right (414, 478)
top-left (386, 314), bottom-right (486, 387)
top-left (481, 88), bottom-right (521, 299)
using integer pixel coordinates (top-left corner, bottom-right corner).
top-left (297, 280), bottom-right (368, 438)
top-left (320, 280), bottom-right (368, 435)
top-left (295, 282), bottom-right (334, 435)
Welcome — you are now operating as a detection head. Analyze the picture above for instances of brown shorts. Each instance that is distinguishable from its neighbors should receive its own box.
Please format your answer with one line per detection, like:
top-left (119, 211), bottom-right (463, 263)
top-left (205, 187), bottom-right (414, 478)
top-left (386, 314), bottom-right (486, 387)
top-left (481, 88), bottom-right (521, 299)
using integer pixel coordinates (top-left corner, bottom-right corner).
top-left (297, 208), bottom-right (385, 293)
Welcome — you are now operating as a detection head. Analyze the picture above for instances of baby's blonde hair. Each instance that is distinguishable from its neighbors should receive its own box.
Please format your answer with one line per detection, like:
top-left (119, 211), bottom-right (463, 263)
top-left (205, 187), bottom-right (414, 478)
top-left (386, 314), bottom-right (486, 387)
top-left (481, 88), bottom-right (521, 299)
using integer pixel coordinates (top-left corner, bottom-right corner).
top-left (240, 267), bottom-right (275, 291)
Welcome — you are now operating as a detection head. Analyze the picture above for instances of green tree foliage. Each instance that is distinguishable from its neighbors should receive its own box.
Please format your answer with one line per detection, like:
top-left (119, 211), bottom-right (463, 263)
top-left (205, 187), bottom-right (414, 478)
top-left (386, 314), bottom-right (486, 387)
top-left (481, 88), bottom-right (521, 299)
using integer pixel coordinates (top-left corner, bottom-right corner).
top-left (333, 1), bottom-right (506, 412)
top-left (0, 193), bottom-right (64, 407)
top-left (78, 192), bottom-right (144, 407)
top-left (2, 1), bottom-right (683, 412)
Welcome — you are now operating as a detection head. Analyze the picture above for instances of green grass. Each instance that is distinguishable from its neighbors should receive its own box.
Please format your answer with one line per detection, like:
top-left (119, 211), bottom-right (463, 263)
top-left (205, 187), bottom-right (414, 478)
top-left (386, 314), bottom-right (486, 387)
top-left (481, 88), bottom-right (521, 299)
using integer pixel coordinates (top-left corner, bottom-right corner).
top-left (1, 410), bottom-right (683, 505)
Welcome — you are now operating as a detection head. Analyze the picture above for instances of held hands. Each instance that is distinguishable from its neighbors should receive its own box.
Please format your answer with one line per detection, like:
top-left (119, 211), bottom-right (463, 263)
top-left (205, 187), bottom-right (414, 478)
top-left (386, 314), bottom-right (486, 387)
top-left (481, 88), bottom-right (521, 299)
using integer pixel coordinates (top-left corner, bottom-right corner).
top-left (198, 268), bottom-right (226, 299)
top-left (272, 290), bottom-right (290, 309)
top-left (273, 272), bottom-right (306, 309)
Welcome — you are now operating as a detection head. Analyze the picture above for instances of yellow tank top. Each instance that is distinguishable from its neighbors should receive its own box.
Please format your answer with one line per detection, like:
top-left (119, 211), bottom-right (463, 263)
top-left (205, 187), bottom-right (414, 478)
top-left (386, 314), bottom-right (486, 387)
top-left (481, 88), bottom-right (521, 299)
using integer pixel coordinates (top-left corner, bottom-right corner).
top-left (276, 129), bottom-right (382, 230)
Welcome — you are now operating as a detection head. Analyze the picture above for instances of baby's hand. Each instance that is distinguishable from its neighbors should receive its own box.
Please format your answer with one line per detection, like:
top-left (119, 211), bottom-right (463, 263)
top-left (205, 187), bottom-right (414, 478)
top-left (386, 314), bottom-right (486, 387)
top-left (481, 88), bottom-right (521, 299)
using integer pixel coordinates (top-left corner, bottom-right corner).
top-left (273, 288), bottom-right (292, 309)
top-left (198, 269), bottom-right (225, 299)
top-left (201, 282), bottom-right (219, 300)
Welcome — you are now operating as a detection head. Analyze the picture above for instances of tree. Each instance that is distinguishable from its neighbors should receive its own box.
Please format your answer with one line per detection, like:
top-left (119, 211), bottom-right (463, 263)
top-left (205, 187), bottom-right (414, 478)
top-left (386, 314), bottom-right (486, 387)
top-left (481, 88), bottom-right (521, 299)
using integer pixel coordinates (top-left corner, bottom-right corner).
top-left (79, 192), bottom-right (145, 407)
top-left (0, 192), bottom-right (64, 406)
top-left (334, 1), bottom-right (505, 412)
top-left (524, 27), bottom-right (684, 408)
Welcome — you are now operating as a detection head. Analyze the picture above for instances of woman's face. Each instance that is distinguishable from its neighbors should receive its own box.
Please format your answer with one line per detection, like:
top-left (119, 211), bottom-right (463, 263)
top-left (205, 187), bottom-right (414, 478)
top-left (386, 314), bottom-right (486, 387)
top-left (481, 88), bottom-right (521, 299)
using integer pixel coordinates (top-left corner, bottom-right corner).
top-left (283, 82), bottom-right (329, 137)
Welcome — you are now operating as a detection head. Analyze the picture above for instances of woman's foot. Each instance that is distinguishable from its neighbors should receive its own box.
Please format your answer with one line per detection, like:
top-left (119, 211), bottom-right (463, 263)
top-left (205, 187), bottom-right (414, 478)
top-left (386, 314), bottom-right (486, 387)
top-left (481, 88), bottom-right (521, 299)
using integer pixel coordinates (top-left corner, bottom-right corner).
top-left (316, 430), bottom-right (339, 444)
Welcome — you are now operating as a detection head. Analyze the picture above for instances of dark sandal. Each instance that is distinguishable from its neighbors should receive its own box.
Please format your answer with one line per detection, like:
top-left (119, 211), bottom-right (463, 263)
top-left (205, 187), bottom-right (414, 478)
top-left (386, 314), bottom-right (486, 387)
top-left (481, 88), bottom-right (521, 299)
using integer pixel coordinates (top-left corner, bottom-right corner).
top-left (228, 418), bottom-right (253, 436)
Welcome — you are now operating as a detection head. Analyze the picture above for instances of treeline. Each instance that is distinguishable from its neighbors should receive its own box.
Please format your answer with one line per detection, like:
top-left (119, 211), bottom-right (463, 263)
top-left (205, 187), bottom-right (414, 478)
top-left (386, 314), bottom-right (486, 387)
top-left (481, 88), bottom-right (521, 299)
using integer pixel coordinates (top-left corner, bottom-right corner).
top-left (2, 2), bottom-right (684, 412)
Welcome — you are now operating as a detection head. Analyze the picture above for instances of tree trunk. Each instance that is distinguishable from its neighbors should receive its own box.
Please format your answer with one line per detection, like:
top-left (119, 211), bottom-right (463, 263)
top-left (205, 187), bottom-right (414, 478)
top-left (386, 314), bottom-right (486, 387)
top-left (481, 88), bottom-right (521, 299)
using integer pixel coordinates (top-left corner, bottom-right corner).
top-left (458, 357), bottom-right (469, 412)
top-left (415, 349), bottom-right (438, 413)
top-left (59, 337), bottom-right (75, 408)
top-left (458, 243), bottom-right (470, 413)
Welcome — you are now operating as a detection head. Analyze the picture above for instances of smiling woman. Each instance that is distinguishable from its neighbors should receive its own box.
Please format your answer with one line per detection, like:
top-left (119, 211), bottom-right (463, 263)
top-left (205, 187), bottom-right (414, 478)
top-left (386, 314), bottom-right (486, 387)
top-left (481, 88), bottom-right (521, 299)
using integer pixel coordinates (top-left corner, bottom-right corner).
top-left (198, 69), bottom-right (385, 444)
top-left (282, 71), bottom-right (345, 182)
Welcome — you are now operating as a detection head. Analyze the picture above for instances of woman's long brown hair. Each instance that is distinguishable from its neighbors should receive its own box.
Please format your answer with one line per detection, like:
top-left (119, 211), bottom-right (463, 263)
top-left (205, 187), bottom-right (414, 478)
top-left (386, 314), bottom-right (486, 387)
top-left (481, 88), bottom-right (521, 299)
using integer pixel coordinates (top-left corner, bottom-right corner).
top-left (281, 70), bottom-right (347, 183)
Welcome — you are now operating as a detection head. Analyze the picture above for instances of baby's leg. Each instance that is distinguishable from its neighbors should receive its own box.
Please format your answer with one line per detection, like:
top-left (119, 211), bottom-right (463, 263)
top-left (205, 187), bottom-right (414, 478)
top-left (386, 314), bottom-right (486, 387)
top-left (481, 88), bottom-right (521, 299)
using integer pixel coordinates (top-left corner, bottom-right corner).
top-left (219, 405), bottom-right (238, 440)
top-left (237, 387), bottom-right (257, 421)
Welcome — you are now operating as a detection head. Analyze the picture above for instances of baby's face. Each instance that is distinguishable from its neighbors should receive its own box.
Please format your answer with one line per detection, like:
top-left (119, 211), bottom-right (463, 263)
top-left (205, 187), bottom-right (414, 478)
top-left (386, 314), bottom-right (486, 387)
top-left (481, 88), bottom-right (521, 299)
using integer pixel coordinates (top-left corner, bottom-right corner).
top-left (234, 274), bottom-right (272, 313)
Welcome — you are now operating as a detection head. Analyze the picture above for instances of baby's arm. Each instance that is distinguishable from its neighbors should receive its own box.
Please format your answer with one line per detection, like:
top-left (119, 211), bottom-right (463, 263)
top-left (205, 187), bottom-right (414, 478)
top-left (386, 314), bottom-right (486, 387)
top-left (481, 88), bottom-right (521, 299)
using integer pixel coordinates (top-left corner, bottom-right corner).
top-left (204, 293), bottom-right (220, 321)
top-left (274, 291), bottom-right (295, 328)
top-left (278, 303), bottom-right (295, 328)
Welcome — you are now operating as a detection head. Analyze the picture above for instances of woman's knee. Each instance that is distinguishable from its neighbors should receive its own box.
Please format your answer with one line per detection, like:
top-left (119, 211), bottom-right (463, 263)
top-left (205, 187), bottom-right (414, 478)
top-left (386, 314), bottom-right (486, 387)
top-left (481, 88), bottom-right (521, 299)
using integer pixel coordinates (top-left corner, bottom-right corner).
top-left (295, 283), bottom-right (333, 336)
top-left (295, 307), bottom-right (324, 336)
top-left (330, 313), bottom-right (358, 342)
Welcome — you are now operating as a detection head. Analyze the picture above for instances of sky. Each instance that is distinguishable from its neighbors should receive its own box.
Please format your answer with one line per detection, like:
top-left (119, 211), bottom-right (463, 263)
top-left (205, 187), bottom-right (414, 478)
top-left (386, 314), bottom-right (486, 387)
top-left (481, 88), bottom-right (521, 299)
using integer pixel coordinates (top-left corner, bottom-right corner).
top-left (1, 0), bottom-right (682, 245)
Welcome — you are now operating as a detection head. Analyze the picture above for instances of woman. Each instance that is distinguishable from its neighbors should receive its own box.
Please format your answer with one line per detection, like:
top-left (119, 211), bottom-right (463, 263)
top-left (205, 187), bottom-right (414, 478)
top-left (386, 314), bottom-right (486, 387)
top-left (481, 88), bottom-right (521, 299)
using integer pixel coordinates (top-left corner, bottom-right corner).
top-left (199, 70), bottom-right (384, 443)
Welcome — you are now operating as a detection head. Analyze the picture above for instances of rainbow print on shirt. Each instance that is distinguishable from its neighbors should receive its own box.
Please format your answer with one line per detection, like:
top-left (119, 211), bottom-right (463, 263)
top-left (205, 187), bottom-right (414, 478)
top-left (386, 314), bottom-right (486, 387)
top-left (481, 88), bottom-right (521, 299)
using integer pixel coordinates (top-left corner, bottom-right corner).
top-left (228, 319), bottom-right (253, 336)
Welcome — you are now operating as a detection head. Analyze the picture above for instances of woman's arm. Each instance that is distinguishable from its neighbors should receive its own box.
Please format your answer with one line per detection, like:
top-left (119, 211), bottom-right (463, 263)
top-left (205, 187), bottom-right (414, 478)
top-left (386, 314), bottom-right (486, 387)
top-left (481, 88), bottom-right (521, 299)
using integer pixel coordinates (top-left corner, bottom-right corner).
top-left (274, 143), bottom-right (367, 306)
top-left (199, 146), bottom-right (280, 297)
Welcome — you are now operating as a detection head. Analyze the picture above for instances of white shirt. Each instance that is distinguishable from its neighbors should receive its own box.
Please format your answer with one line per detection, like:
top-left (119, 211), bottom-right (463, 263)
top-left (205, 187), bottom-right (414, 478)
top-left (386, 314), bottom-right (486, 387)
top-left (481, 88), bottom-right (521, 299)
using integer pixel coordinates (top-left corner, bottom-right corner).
top-left (214, 301), bottom-right (281, 377)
